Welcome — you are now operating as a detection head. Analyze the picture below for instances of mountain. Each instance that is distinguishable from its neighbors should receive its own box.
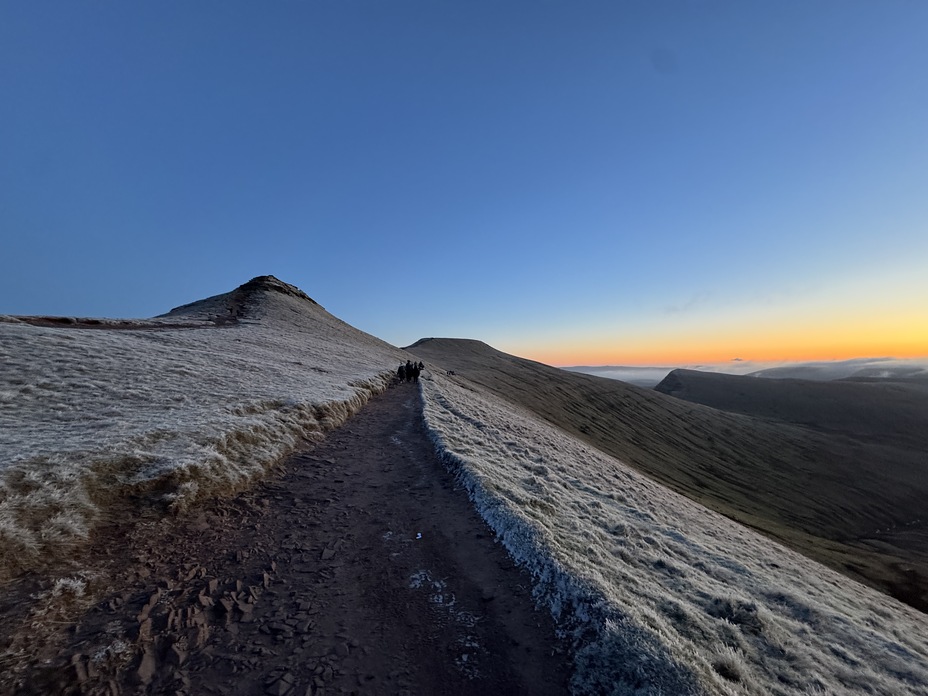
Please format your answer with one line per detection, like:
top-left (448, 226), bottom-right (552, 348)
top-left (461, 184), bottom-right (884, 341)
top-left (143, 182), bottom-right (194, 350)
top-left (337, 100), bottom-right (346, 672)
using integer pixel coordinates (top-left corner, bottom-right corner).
top-left (160, 274), bottom-right (319, 320)
top-left (0, 276), bottom-right (409, 580)
top-left (409, 338), bottom-right (928, 612)
top-left (5, 280), bottom-right (928, 694)
top-left (655, 368), bottom-right (928, 450)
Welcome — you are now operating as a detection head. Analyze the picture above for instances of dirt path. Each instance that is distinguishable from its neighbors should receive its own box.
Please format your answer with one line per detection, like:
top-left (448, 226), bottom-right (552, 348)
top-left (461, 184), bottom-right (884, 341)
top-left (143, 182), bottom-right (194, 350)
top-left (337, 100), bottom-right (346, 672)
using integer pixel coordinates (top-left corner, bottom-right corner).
top-left (3, 382), bottom-right (570, 695)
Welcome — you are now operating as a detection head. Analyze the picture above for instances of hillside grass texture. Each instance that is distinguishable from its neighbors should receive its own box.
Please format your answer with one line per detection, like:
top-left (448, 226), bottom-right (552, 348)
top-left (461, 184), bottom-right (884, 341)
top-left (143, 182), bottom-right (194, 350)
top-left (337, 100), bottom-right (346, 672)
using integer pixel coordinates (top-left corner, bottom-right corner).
top-left (409, 338), bottom-right (928, 613)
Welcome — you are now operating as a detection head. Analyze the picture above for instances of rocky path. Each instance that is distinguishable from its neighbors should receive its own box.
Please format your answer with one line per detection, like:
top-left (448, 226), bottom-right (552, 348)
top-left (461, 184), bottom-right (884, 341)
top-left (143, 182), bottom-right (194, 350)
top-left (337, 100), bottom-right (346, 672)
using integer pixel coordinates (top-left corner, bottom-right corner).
top-left (3, 382), bottom-right (570, 695)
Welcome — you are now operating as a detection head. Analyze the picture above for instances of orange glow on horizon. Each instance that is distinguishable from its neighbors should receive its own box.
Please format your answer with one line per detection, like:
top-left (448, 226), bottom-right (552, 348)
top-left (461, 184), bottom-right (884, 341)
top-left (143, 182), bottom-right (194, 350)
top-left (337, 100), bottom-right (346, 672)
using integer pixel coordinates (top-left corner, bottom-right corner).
top-left (526, 345), bottom-right (928, 368)
top-left (502, 319), bottom-right (928, 367)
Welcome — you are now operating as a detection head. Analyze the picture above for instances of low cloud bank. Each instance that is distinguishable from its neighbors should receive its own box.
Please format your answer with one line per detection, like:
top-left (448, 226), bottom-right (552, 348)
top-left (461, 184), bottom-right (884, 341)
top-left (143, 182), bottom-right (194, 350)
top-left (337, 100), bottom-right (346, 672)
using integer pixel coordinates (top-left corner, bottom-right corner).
top-left (561, 366), bottom-right (675, 387)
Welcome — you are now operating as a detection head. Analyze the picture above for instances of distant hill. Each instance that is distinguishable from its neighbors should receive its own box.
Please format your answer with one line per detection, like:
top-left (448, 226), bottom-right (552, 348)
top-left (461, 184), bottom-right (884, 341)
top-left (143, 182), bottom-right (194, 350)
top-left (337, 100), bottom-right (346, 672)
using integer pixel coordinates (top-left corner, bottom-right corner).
top-left (655, 368), bottom-right (928, 450)
top-left (409, 337), bottom-right (928, 612)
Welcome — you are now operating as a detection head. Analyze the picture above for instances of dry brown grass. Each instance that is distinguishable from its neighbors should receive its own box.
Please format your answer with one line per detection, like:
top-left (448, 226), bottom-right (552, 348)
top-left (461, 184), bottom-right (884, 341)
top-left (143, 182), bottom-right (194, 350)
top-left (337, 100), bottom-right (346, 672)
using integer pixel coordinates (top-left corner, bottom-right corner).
top-left (409, 338), bottom-right (928, 612)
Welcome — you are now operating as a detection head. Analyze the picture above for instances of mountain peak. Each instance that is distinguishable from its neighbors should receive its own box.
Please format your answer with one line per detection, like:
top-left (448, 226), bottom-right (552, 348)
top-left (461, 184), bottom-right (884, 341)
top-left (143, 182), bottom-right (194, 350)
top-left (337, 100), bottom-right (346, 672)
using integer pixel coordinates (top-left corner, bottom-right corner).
top-left (235, 275), bottom-right (318, 305)
top-left (161, 275), bottom-right (318, 319)
top-left (405, 337), bottom-right (494, 351)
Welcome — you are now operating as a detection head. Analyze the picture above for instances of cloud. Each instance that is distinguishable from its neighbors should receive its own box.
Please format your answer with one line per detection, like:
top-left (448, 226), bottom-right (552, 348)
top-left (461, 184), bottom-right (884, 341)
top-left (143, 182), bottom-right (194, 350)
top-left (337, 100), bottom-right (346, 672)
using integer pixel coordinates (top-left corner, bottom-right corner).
top-left (561, 366), bottom-right (675, 388)
top-left (663, 291), bottom-right (710, 315)
top-left (749, 358), bottom-right (928, 381)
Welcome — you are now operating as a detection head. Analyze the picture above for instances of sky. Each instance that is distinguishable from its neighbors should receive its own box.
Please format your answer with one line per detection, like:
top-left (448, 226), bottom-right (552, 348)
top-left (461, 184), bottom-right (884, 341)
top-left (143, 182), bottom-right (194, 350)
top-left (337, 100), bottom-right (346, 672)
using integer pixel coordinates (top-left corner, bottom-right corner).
top-left (2, 1), bottom-right (927, 367)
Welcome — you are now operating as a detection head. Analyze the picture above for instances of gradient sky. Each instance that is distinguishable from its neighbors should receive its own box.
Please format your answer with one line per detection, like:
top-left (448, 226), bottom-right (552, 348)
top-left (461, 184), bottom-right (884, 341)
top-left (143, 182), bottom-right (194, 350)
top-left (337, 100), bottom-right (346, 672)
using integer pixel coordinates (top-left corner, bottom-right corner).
top-left (2, 1), bottom-right (926, 366)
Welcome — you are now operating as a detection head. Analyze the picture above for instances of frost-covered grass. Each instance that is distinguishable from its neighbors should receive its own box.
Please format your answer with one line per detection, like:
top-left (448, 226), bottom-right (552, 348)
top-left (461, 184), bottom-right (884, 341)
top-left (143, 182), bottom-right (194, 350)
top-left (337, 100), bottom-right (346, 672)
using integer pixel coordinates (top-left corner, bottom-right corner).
top-left (0, 281), bottom-right (407, 577)
top-left (420, 372), bottom-right (928, 695)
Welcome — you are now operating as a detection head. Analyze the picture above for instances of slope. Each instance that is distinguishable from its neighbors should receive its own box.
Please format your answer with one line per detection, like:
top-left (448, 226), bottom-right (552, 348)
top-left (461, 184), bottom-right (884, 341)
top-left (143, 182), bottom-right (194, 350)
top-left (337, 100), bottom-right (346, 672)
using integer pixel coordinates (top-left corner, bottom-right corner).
top-left (408, 338), bottom-right (928, 612)
top-left (656, 368), bottom-right (928, 450)
top-left (0, 276), bottom-right (409, 580)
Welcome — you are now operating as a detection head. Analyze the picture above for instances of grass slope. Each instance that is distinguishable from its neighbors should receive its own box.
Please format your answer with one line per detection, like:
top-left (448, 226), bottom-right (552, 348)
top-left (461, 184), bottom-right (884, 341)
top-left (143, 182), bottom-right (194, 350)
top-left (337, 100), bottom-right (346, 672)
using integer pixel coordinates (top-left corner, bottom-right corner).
top-left (0, 276), bottom-right (407, 580)
top-left (656, 368), bottom-right (928, 450)
top-left (409, 338), bottom-right (928, 612)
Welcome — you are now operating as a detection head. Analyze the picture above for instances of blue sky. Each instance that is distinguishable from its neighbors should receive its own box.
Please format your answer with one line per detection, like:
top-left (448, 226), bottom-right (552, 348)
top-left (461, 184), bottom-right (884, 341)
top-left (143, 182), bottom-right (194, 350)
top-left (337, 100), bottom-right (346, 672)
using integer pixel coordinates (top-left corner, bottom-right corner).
top-left (2, 1), bottom-right (926, 365)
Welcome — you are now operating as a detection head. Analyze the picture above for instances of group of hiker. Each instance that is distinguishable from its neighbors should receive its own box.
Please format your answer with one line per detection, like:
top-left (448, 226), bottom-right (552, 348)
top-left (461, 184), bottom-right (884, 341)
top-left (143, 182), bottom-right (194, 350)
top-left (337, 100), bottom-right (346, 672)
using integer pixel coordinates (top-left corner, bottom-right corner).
top-left (396, 360), bottom-right (424, 384)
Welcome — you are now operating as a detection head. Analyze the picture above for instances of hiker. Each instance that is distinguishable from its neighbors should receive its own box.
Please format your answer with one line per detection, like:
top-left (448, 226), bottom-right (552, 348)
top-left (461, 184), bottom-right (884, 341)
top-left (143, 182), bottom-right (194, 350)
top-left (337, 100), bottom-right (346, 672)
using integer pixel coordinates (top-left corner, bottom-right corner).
top-left (397, 364), bottom-right (406, 384)
top-left (405, 360), bottom-right (414, 382)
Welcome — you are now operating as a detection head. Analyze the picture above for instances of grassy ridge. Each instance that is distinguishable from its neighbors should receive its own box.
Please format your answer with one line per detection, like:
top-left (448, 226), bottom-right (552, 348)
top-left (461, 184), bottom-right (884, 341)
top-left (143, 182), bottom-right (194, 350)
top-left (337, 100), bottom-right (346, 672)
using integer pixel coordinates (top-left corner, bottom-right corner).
top-left (656, 368), bottom-right (928, 450)
top-left (409, 338), bottom-right (928, 612)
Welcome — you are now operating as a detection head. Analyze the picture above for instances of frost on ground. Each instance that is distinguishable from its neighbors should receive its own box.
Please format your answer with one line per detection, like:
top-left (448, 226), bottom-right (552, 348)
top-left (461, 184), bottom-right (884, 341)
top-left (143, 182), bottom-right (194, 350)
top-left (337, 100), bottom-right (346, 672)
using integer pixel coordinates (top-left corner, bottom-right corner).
top-left (409, 568), bottom-right (482, 679)
top-left (0, 277), bottom-right (407, 578)
top-left (419, 372), bottom-right (928, 696)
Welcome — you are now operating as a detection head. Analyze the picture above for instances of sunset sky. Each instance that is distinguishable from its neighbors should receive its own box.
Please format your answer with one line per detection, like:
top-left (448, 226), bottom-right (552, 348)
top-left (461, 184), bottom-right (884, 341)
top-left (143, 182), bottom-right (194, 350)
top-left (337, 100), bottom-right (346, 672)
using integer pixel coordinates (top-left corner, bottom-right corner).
top-left (2, 1), bottom-right (926, 367)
